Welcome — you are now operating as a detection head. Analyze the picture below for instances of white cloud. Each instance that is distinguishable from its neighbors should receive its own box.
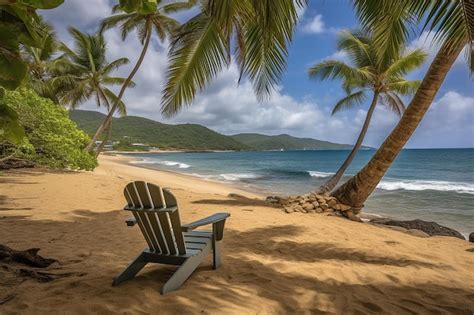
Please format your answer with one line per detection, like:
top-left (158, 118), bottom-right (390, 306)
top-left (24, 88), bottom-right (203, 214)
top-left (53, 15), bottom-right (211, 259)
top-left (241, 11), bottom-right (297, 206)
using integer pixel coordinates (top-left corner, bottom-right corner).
top-left (303, 14), bottom-right (325, 34)
top-left (408, 91), bottom-right (474, 148)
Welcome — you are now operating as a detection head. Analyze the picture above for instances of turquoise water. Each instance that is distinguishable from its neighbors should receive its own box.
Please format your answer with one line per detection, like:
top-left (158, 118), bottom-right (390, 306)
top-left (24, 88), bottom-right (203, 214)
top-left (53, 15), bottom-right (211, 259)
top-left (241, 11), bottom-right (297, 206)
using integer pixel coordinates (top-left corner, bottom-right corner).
top-left (126, 149), bottom-right (474, 236)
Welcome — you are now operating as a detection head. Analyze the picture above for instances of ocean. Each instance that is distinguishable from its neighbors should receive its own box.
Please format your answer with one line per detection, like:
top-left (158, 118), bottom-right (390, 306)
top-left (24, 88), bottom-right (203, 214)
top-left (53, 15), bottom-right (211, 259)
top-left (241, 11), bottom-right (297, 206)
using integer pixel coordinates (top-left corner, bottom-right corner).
top-left (125, 149), bottom-right (474, 236)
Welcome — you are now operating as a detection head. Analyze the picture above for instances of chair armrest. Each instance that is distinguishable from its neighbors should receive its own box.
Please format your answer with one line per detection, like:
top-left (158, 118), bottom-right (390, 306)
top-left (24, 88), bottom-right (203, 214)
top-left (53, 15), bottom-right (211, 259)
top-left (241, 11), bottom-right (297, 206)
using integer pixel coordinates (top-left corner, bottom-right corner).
top-left (125, 218), bottom-right (137, 226)
top-left (181, 212), bottom-right (230, 232)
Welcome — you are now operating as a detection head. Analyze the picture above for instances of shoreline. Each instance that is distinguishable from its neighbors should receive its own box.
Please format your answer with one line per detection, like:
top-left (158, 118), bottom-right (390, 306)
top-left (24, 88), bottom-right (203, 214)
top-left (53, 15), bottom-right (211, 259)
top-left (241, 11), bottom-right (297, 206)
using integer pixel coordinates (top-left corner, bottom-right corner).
top-left (113, 153), bottom-right (471, 239)
top-left (1, 155), bottom-right (473, 313)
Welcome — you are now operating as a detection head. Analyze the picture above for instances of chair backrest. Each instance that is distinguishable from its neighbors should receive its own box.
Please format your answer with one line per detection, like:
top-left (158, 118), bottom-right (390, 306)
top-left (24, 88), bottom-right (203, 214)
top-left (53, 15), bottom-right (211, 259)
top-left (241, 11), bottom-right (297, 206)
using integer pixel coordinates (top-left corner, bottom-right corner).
top-left (123, 181), bottom-right (186, 255)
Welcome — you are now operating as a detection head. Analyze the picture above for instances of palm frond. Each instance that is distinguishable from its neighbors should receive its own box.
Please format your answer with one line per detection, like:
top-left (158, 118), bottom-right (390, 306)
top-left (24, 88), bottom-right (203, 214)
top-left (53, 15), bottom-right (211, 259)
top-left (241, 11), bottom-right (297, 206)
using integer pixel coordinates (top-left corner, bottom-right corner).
top-left (102, 58), bottom-right (130, 75)
top-left (386, 79), bottom-right (421, 95)
top-left (385, 48), bottom-right (427, 77)
top-left (331, 90), bottom-right (368, 115)
top-left (161, 13), bottom-right (230, 117)
top-left (380, 91), bottom-right (406, 116)
top-left (309, 60), bottom-right (370, 82)
top-left (103, 88), bottom-right (127, 116)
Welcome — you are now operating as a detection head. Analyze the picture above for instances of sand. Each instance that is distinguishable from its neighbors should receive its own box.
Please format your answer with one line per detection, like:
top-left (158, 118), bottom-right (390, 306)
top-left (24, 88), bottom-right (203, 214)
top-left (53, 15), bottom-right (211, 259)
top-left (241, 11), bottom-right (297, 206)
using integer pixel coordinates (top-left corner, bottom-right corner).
top-left (1, 155), bottom-right (473, 314)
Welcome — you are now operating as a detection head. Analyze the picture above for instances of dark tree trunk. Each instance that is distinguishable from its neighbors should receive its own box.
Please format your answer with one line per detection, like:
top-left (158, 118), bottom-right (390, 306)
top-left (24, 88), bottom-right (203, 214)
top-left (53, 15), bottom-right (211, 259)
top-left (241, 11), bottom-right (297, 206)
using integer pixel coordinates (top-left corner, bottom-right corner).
top-left (332, 40), bottom-right (466, 207)
top-left (316, 92), bottom-right (380, 194)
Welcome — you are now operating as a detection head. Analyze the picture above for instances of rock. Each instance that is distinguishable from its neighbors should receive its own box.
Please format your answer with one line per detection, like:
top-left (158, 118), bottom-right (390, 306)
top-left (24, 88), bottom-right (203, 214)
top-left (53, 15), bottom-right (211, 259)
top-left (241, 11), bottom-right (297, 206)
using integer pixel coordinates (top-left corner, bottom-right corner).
top-left (308, 209), bottom-right (316, 214)
top-left (370, 218), bottom-right (464, 240)
top-left (339, 203), bottom-right (352, 211)
top-left (333, 204), bottom-right (341, 210)
top-left (315, 207), bottom-right (323, 213)
top-left (385, 225), bottom-right (408, 233)
top-left (312, 201), bottom-right (320, 208)
top-left (266, 196), bottom-right (280, 204)
top-left (294, 205), bottom-right (303, 213)
top-left (324, 208), bottom-right (334, 213)
top-left (344, 211), bottom-right (363, 222)
top-left (406, 229), bottom-right (430, 238)
top-left (469, 233), bottom-right (474, 243)
top-left (303, 203), bottom-right (315, 211)
top-left (327, 199), bottom-right (337, 207)
top-left (320, 203), bottom-right (328, 210)
top-left (284, 207), bottom-right (294, 213)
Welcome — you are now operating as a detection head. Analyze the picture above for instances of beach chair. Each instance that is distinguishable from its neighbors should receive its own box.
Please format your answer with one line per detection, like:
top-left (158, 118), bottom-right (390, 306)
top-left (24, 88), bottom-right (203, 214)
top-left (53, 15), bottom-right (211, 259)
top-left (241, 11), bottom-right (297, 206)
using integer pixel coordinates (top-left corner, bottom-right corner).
top-left (113, 181), bottom-right (230, 294)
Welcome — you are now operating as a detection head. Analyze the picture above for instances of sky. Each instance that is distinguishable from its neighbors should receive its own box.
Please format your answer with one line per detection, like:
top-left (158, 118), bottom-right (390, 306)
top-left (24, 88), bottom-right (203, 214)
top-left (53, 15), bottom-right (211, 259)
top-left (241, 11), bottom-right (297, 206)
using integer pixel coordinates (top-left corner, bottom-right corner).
top-left (41, 0), bottom-right (474, 148)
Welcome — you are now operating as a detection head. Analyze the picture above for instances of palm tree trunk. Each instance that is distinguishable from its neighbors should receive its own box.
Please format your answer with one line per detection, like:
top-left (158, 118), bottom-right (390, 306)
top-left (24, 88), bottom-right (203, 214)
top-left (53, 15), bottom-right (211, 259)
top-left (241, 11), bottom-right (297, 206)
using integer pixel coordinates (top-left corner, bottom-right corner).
top-left (332, 40), bottom-right (466, 208)
top-left (85, 28), bottom-right (152, 152)
top-left (316, 92), bottom-right (380, 194)
top-left (95, 119), bottom-right (112, 156)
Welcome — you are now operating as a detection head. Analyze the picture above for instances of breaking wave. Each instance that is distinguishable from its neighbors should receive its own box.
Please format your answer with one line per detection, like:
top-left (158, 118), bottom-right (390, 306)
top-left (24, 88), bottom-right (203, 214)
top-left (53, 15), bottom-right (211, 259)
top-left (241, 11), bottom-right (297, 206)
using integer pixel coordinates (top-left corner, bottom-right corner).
top-left (377, 179), bottom-right (474, 194)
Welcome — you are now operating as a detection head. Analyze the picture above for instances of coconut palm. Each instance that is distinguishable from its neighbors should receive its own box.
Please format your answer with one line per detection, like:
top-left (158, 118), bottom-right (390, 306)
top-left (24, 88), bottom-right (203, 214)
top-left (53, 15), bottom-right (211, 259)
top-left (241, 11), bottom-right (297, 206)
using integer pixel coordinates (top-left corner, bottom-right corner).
top-left (58, 27), bottom-right (133, 154)
top-left (332, 0), bottom-right (472, 209)
top-left (160, 0), bottom-right (307, 117)
top-left (22, 18), bottom-right (62, 103)
top-left (86, 0), bottom-right (194, 153)
top-left (308, 30), bottom-right (426, 194)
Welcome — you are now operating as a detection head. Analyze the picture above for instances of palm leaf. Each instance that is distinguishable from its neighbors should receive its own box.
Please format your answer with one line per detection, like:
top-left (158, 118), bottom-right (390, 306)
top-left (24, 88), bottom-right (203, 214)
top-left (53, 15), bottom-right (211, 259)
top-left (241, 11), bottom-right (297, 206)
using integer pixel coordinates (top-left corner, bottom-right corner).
top-left (161, 13), bottom-right (229, 117)
top-left (331, 90), bottom-right (368, 115)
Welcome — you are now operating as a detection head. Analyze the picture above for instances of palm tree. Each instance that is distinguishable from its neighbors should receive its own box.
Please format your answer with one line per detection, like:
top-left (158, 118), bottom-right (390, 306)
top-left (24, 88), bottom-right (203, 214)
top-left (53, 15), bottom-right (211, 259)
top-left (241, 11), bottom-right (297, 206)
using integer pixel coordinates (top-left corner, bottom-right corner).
top-left (332, 0), bottom-right (472, 209)
top-left (22, 18), bottom-right (62, 103)
top-left (308, 30), bottom-right (425, 194)
top-left (160, 0), bottom-right (307, 117)
top-left (86, 0), bottom-right (194, 153)
top-left (58, 27), bottom-right (132, 154)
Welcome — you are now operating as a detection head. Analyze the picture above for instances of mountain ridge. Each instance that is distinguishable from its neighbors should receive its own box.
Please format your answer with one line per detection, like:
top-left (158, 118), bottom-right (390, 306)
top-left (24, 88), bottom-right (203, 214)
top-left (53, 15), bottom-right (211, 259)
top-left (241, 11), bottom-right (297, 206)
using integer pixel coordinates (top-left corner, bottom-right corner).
top-left (69, 110), bottom-right (368, 151)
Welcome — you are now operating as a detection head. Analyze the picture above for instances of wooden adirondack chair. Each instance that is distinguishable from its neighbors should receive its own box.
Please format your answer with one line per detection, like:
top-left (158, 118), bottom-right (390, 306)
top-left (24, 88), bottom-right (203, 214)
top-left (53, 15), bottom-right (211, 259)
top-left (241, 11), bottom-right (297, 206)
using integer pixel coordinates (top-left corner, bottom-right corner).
top-left (113, 181), bottom-right (230, 294)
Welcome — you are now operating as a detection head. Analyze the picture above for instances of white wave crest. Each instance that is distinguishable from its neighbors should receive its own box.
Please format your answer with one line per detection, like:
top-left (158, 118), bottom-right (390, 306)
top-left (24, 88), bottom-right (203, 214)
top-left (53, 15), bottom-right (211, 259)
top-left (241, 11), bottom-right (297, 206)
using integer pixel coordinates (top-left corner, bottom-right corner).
top-left (130, 159), bottom-right (190, 169)
top-left (188, 173), bottom-right (261, 182)
top-left (308, 171), bottom-right (334, 178)
top-left (377, 180), bottom-right (474, 194)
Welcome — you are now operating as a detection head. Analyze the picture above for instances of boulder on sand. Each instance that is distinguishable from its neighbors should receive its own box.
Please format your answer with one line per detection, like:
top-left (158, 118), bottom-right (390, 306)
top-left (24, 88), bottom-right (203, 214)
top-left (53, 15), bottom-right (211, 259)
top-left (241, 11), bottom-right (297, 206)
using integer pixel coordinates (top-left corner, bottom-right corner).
top-left (370, 218), bottom-right (465, 240)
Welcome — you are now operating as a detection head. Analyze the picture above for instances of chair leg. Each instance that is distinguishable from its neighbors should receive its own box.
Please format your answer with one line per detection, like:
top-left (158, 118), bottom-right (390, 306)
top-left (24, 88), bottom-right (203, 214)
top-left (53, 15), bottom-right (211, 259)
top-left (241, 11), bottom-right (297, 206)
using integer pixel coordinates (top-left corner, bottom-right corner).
top-left (112, 251), bottom-right (148, 286)
top-left (212, 238), bottom-right (221, 270)
top-left (160, 244), bottom-right (211, 294)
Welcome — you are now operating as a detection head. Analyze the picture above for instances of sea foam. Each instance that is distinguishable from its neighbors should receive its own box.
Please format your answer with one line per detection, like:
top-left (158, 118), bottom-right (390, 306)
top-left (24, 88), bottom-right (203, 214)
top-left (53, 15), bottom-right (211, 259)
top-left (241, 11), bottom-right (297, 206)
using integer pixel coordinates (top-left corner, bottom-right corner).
top-left (377, 179), bottom-right (474, 194)
top-left (307, 171), bottom-right (334, 178)
top-left (130, 159), bottom-right (190, 169)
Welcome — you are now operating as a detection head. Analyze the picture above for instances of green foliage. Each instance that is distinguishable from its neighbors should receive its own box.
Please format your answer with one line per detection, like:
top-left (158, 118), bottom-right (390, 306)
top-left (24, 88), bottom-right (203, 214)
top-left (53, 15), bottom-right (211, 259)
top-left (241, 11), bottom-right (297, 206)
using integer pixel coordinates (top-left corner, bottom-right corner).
top-left (4, 89), bottom-right (97, 170)
top-left (119, 0), bottom-right (157, 14)
top-left (54, 28), bottom-right (132, 113)
top-left (230, 133), bottom-right (368, 151)
top-left (309, 30), bottom-right (426, 116)
top-left (113, 138), bottom-right (150, 152)
top-left (0, 0), bottom-right (63, 90)
top-left (160, 0), bottom-right (307, 117)
top-left (70, 110), bottom-right (249, 151)
top-left (0, 96), bottom-right (25, 145)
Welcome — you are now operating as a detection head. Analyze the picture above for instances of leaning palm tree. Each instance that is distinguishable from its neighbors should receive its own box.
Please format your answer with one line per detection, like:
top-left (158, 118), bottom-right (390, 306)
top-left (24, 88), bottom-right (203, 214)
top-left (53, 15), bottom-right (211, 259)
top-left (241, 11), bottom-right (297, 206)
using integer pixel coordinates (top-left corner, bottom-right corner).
top-left (58, 27), bottom-right (132, 153)
top-left (86, 0), bottom-right (194, 153)
top-left (309, 30), bottom-right (425, 194)
top-left (332, 0), bottom-right (472, 210)
top-left (160, 0), bottom-right (307, 117)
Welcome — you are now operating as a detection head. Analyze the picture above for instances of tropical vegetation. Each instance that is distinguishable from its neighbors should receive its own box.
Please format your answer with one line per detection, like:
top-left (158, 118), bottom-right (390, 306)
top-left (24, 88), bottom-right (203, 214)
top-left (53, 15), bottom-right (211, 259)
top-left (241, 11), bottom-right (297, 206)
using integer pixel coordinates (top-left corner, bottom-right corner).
top-left (86, 0), bottom-right (194, 153)
top-left (56, 28), bottom-right (133, 154)
top-left (1, 88), bottom-right (96, 170)
top-left (309, 30), bottom-right (426, 194)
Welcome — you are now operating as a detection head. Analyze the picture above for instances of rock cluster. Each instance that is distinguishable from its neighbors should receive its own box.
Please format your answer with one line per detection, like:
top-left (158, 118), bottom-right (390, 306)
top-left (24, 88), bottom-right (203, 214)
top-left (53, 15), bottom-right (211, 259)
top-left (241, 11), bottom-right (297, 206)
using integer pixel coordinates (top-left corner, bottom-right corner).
top-left (266, 193), bottom-right (360, 220)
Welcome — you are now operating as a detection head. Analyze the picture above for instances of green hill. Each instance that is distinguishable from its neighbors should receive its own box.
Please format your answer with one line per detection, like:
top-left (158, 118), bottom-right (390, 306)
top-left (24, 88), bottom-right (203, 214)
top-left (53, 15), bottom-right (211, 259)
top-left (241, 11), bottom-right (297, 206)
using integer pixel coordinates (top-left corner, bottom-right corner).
top-left (231, 133), bottom-right (368, 150)
top-left (69, 110), bottom-right (249, 151)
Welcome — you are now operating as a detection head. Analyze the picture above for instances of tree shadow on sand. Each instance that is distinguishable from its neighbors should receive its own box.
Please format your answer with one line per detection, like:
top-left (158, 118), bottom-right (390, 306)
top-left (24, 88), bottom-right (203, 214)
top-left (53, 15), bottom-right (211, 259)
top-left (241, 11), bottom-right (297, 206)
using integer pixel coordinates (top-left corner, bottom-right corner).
top-left (1, 210), bottom-right (473, 313)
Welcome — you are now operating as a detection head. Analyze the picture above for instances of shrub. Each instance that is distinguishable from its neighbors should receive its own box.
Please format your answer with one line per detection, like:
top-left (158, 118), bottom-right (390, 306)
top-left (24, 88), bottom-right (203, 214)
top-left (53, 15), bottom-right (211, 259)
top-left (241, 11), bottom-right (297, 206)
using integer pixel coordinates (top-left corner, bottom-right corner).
top-left (2, 88), bottom-right (97, 170)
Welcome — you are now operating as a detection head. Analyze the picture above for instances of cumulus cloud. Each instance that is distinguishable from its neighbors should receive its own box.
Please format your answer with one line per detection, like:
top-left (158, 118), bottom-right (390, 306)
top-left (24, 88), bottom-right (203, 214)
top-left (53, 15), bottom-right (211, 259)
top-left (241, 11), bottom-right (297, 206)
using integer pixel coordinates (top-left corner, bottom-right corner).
top-left (302, 14), bottom-right (325, 34)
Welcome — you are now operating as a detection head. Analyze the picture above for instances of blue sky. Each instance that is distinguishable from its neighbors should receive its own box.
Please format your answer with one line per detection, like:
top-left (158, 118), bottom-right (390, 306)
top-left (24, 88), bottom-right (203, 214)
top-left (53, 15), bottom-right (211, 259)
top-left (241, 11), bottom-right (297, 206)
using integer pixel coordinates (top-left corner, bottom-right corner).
top-left (42, 1), bottom-right (474, 148)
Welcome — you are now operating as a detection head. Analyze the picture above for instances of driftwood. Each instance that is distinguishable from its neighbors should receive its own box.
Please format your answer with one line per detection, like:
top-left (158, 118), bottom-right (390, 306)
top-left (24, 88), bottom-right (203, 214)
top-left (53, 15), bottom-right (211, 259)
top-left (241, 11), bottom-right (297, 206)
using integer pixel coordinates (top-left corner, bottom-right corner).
top-left (0, 244), bottom-right (56, 268)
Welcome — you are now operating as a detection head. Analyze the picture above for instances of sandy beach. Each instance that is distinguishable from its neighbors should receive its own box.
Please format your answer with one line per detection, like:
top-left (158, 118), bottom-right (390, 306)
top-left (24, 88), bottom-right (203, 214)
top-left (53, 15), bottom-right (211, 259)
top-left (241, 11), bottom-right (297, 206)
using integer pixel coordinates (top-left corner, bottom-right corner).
top-left (1, 155), bottom-right (473, 314)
